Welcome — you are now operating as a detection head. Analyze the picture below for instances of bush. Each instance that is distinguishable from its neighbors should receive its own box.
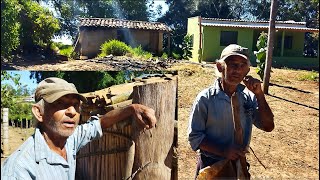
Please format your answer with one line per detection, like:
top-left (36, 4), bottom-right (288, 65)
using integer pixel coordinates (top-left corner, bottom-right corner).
top-left (129, 45), bottom-right (153, 60)
top-left (172, 52), bottom-right (182, 60)
top-left (161, 52), bottom-right (168, 59)
top-left (99, 39), bottom-right (130, 57)
top-left (59, 45), bottom-right (73, 57)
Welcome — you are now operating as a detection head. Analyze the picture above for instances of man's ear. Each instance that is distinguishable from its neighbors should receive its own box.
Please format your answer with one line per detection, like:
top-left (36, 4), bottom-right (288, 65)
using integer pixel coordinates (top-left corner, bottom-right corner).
top-left (32, 105), bottom-right (44, 123)
top-left (216, 62), bottom-right (224, 72)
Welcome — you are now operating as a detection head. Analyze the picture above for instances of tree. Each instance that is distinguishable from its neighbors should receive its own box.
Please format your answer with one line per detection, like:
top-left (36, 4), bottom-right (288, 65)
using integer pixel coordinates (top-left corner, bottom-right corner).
top-left (1, 71), bottom-right (21, 108)
top-left (1, 0), bottom-right (21, 58)
top-left (30, 71), bottom-right (126, 93)
top-left (159, 0), bottom-right (235, 58)
top-left (19, 0), bottom-right (60, 52)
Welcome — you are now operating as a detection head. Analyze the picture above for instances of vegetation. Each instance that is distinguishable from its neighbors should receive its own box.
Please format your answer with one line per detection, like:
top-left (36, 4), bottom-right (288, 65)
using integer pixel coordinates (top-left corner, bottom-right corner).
top-left (98, 40), bottom-right (154, 60)
top-left (99, 40), bottom-right (130, 57)
top-left (30, 71), bottom-right (126, 93)
top-left (1, 0), bottom-right (60, 60)
top-left (1, 71), bottom-right (33, 122)
top-left (297, 70), bottom-right (319, 81)
top-left (182, 34), bottom-right (193, 60)
top-left (254, 32), bottom-right (268, 80)
top-left (129, 45), bottom-right (153, 60)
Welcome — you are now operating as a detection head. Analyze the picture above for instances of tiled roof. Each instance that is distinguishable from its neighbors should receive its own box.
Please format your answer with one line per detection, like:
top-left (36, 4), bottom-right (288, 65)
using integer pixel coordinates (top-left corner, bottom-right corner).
top-left (79, 18), bottom-right (171, 32)
top-left (200, 17), bottom-right (319, 33)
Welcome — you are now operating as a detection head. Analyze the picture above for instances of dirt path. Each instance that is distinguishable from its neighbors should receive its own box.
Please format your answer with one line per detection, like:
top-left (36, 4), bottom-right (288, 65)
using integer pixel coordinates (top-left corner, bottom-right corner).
top-left (177, 65), bottom-right (319, 179)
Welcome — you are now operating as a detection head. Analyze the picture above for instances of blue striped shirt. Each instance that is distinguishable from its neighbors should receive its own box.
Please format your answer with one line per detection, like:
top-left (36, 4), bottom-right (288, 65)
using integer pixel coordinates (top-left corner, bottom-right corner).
top-left (188, 78), bottom-right (263, 160)
top-left (1, 116), bottom-right (102, 180)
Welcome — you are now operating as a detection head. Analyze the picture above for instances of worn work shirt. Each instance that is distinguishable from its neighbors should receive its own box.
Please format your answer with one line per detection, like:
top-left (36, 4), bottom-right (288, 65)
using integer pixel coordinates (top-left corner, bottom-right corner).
top-left (1, 116), bottom-right (102, 180)
top-left (188, 78), bottom-right (263, 160)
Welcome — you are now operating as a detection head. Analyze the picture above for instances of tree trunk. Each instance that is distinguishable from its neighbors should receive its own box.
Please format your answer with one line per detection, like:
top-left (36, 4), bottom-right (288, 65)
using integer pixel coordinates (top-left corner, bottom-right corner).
top-left (131, 77), bottom-right (177, 180)
top-left (263, 0), bottom-right (278, 94)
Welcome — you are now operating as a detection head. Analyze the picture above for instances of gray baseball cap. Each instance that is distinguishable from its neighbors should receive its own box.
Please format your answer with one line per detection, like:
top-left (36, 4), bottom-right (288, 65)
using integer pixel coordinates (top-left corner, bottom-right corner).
top-left (35, 77), bottom-right (87, 103)
top-left (219, 44), bottom-right (249, 62)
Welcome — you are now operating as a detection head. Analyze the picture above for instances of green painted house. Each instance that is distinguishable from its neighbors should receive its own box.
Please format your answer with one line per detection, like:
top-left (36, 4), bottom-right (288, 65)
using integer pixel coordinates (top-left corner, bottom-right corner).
top-left (187, 16), bottom-right (319, 69)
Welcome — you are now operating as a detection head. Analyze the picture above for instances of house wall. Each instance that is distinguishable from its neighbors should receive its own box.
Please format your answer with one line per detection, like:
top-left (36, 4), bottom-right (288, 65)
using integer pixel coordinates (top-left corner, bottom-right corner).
top-left (202, 27), bottom-right (254, 63)
top-left (79, 28), bottom-right (163, 58)
top-left (79, 28), bottom-right (116, 58)
top-left (187, 17), bottom-right (201, 62)
top-left (274, 31), bottom-right (305, 57)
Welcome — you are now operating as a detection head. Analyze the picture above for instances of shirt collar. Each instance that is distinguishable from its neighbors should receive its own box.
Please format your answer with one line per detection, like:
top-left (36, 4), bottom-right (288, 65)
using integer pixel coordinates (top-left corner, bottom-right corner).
top-left (212, 78), bottom-right (246, 101)
top-left (34, 128), bottom-right (69, 165)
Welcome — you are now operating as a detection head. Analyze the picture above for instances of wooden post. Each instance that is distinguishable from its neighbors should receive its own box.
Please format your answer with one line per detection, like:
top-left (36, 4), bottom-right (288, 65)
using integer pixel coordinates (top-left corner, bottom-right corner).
top-left (263, 0), bottom-right (278, 94)
top-left (132, 77), bottom-right (177, 180)
top-left (231, 93), bottom-right (250, 179)
top-left (2, 108), bottom-right (9, 156)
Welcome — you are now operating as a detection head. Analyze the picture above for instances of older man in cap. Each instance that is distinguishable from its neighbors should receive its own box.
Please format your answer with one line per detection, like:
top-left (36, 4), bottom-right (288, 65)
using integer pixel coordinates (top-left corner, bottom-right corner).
top-left (188, 44), bottom-right (274, 178)
top-left (1, 77), bottom-right (157, 179)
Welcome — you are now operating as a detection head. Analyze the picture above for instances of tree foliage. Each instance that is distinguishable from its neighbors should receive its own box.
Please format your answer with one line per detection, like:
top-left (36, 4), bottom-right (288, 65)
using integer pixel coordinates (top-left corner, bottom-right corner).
top-left (1, 0), bottom-right (21, 58)
top-left (1, 71), bottom-right (33, 122)
top-left (1, 0), bottom-right (60, 59)
top-left (30, 71), bottom-right (126, 93)
top-left (19, 0), bottom-right (60, 51)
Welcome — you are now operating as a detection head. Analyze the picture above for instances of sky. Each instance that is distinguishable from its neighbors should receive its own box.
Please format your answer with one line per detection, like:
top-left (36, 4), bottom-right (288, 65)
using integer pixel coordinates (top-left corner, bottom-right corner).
top-left (1, 71), bottom-right (38, 93)
top-left (51, 0), bottom-right (169, 45)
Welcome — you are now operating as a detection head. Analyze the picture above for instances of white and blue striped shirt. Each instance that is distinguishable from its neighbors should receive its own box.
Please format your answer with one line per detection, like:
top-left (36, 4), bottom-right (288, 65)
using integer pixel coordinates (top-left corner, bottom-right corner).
top-left (188, 78), bottom-right (263, 160)
top-left (1, 116), bottom-right (102, 180)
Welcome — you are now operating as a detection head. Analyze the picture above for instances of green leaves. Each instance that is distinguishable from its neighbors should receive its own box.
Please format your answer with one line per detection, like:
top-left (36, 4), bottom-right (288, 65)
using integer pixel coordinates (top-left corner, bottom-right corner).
top-left (182, 34), bottom-right (193, 60)
top-left (254, 32), bottom-right (268, 80)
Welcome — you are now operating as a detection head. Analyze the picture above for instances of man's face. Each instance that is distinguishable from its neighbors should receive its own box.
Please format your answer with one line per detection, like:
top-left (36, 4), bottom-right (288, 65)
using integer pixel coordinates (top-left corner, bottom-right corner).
top-left (221, 55), bottom-right (250, 86)
top-left (42, 94), bottom-right (81, 138)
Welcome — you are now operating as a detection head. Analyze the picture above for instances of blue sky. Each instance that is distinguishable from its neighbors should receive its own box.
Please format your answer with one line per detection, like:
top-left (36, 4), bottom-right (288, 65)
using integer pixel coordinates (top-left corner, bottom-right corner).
top-left (1, 71), bottom-right (37, 92)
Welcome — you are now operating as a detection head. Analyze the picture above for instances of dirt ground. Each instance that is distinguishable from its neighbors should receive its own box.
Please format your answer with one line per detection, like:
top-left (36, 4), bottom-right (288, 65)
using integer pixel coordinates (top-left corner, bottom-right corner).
top-left (1, 127), bottom-right (34, 165)
top-left (176, 65), bottom-right (319, 179)
top-left (1, 59), bottom-right (319, 179)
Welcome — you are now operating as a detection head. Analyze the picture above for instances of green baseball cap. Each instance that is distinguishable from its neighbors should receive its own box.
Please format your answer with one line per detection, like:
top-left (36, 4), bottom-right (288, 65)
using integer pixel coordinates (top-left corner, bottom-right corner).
top-left (35, 77), bottom-right (87, 103)
top-left (219, 44), bottom-right (249, 62)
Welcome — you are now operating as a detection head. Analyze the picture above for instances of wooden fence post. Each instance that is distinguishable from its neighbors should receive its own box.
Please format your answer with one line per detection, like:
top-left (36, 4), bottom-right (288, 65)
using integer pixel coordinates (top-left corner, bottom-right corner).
top-left (131, 77), bottom-right (177, 180)
top-left (2, 108), bottom-right (9, 156)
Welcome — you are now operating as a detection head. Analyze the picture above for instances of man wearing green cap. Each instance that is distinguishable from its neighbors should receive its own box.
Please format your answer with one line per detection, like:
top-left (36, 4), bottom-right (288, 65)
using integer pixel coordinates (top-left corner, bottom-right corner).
top-left (1, 77), bottom-right (157, 179)
top-left (188, 44), bottom-right (274, 177)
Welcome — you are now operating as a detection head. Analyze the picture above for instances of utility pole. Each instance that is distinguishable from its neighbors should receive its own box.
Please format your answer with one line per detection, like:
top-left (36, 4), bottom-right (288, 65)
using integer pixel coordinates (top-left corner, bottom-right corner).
top-left (263, 0), bottom-right (278, 94)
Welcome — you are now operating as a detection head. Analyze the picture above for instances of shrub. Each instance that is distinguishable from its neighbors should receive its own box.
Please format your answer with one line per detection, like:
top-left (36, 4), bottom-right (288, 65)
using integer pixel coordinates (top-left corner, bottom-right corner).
top-left (59, 45), bottom-right (73, 57)
top-left (182, 34), bottom-right (193, 60)
top-left (99, 39), bottom-right (130, 57)
top-left (161, 52), bottom-right (168, 59)
top-left (129, 45), bottom-right (153, 60)
top-left (254, 31), bottom-right (268, 80)
top-left (172, 52), bottom-right (182, 60)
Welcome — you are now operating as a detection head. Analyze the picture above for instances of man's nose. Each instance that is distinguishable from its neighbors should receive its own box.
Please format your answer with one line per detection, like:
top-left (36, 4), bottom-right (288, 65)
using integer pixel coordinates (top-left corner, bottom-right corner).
top-left (65, 106), bottom-right (77, 117)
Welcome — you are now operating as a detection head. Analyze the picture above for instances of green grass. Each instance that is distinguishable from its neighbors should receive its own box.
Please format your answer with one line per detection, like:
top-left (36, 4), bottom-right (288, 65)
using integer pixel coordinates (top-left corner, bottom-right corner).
top-left (297, 70), bottom-right (319, 81)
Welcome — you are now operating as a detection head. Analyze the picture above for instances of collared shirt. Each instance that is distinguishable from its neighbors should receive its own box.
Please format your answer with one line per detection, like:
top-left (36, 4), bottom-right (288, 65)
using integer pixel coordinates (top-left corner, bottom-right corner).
top-left (188, 78), bottom-right (263, 160)
top-left (1, 116), bottom-right (103, 180)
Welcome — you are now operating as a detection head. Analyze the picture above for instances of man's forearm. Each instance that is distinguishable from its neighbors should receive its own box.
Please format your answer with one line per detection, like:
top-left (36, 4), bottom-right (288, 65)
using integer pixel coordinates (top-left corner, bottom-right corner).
top-left (256, 94), bottom-right (274, 132)
top-left (199, 137), bottom-right (225, 157)
top-left (99, 105), bottom-right (133, 129)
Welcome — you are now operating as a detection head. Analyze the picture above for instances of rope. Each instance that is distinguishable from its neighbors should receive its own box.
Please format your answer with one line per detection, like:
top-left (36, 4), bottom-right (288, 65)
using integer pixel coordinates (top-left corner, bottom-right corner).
top-left (249, 146), bottom-right (267, 170)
